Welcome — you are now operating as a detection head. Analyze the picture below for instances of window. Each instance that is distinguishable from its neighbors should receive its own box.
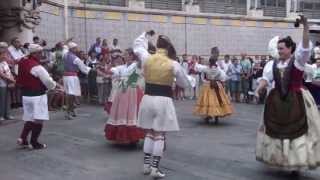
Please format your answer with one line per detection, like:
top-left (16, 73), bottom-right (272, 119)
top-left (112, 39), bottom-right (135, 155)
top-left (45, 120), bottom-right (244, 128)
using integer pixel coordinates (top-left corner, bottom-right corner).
top-left (199, 0), bottom-right (247, 15)
top-left (261, 0), bottom-right (287, 17)
top-left (80, 0), bottom-right (126, 6)
top-left (299, 1), bottom-right (320, 19)
top-left (266, 0), bottom-right (276, 6)
top-left (261, 0), bottom-right (286, 7)
top-left (303, 2), bottom-right (313, 9)
top-left (145, 0), bottom-right (182, 11)
top-left (278, 0), bottom-right (286, 7)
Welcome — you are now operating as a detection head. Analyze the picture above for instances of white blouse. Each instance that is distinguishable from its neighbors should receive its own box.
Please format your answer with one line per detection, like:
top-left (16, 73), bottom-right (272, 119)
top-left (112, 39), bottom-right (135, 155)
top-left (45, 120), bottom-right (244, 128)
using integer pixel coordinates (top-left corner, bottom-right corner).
top-left (194, 63), bottom-right (227, 82)
top-left (262, 42), bottom-right (313, 85)
top-left (133, 32), bottom-right (190, 89)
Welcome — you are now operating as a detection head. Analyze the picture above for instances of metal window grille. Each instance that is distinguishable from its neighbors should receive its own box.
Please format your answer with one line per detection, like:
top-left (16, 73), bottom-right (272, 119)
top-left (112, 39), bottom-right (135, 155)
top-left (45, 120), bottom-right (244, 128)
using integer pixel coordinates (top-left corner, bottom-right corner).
top-left (80, 0), bottom-right (126, 7)
top-left (261, 0), bottom-right (286, 17)
top-left (145, 0), bottom-right (182, 11)
top-left (199, 0), bottom-right (247, 15)
top-left (299, 0), bottom-right (320, 19)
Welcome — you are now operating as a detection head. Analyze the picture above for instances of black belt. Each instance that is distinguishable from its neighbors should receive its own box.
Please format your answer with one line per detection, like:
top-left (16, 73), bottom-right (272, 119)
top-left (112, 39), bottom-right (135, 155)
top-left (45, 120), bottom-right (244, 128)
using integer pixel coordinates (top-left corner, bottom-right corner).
top-left (22, 89), bottom-right (46, 97)
top-left (145, 83), bottom-right (172, 98)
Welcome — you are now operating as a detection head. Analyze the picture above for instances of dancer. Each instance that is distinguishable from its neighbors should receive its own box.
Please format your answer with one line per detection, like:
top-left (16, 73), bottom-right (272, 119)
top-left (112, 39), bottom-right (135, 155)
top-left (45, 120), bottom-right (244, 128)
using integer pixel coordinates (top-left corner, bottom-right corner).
top-left (16, 44), bottom-right (62, 149)
top-left (255, 16), bottom-right (320, 174)
top-left (63, 42), bottom-right (101, 119)
top-left (104, 48), bottom-right (145, 144)
top-left (193, 47), bottom-right (233, 124)
top-left (133, 30), bottom-right (190, 178)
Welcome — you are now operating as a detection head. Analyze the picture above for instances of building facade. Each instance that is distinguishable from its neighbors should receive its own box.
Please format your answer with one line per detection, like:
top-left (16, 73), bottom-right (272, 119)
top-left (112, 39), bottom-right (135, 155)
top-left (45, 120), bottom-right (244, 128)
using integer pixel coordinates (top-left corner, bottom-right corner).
top-left (9, 0), bottom-right (320, 56)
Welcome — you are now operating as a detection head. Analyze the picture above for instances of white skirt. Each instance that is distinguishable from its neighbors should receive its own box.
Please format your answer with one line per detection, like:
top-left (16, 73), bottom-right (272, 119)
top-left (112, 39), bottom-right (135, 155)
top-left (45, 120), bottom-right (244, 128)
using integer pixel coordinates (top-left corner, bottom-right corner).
top-left (138, 95), bottom-right (179, 132)
top-left (63, 76), bottom-right (81, 96)
top-left (22, 94), bottom-right (49, 121)
top-left (256, 89), bottom-right (320, 170)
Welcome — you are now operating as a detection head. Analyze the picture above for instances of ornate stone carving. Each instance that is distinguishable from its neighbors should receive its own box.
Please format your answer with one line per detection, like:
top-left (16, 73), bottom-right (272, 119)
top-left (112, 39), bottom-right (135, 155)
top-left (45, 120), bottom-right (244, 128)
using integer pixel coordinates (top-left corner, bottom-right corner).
top-left (0, 0), bottom-right (41, 32)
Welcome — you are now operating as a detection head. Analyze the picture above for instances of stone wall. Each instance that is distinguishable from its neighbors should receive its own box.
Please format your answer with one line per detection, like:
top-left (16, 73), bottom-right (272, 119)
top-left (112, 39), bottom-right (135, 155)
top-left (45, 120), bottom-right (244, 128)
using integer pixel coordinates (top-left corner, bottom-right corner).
top-left (34, 1), bottom-right (306, 57)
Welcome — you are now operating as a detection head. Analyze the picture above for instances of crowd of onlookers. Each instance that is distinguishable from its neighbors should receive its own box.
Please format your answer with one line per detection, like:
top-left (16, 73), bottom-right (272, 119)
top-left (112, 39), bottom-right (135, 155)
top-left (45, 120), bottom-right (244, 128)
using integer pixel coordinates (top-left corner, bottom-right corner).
top-left (0, 36), bottom-right (123, 121)
top-left (1, 35), bottom-right (319, 122)
top-left (175, 53), bottom-right (271, 103)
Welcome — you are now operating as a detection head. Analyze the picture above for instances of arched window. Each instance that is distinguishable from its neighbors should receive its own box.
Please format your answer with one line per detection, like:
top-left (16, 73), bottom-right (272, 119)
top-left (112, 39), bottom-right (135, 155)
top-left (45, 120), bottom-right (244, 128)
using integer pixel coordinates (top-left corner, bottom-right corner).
top-left (145, 0), bottom-right (182, 11)
top-left (199, 0), bottom-right (247, 15)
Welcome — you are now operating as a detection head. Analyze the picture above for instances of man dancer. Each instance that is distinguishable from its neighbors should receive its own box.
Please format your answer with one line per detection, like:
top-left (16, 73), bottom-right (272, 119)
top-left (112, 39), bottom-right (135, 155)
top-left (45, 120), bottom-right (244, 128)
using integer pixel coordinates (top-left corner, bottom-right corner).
top-left (63, 42), bottom-right (93, 119)
top-left (134, 31), bottom-right (190, 178)
top-left (16, 44), bottom-right (62, 149)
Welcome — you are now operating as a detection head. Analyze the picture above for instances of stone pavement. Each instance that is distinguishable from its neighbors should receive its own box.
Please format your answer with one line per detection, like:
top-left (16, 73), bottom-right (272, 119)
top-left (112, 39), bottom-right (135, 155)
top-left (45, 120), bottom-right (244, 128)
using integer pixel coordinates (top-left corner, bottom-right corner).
top-left (0, 100), bottom-right (319, 180)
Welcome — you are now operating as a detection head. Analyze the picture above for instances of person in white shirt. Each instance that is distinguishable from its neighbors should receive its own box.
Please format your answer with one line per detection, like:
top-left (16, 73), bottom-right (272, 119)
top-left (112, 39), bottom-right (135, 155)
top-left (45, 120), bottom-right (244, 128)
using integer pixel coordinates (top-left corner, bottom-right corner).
top-left (0, 42), bottom-right (15, 121)
top-left (255, 15), bottom-right (320, 174)
top-left (63, 42), bottom-right (92, 119)
top-left (134, 31), bottom-right (190, 178)
top-left (16, 44), bottom-right (62, 150)
top-left (8, 37), bottom-right (25, 108)
top-left (218, 54), bottom-right (232, 95)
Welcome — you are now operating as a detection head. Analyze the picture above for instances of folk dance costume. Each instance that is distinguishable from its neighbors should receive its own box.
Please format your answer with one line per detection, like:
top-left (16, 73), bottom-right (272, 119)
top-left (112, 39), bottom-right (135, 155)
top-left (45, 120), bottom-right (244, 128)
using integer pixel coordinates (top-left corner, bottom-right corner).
top-left (134, 32), bottom-right (190, 178)
top-left (63, 42), bottom-right (91, 119)
top-left (16, 44), bottom-right (57, 149)
top-left (193, 63), bottom-right (233, 123)
top-left (304, 47), bottom-right (320, 106)
top-left (104, 61), bottom-right (145, 144)
top-left (256, 38), bottom-right (320, 171)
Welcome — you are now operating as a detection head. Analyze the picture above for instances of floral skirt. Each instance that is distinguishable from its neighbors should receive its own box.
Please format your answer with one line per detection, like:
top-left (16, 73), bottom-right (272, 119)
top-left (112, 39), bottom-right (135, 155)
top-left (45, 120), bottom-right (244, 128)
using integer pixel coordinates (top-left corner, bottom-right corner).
top-left (104, 86), bottom-right (145, 143)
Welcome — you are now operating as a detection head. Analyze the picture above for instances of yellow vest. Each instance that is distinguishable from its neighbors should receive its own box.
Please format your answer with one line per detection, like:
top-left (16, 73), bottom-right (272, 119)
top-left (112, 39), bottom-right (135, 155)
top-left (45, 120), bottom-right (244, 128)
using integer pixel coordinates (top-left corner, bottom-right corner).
top-left (144, 49), bottom-right (174, 86)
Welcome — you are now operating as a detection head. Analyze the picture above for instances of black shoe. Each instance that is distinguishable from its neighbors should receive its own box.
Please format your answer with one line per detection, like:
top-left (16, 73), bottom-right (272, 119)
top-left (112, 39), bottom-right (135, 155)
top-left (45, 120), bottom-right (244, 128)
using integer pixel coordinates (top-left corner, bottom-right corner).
top-left (204, 116), bottom-right (211, 124)
top-left (31, 142), bottom-right (47, 150)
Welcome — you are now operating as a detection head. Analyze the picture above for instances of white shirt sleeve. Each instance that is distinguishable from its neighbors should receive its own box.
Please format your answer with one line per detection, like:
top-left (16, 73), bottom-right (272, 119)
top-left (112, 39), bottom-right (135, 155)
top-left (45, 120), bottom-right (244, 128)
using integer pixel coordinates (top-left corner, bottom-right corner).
top-left (30, 65), bottom-right (56, 90)
top-left (217, 67), bottom-right (227, 82)
top-left (294, 41), bottom-right (313, 71)
top-left (133, 32), bottom-right (150, 65)
top-left (173, 61), bottom-right (191, 89)
top-left (261, 60), bottom-right (274, 85)
top-left (110, 65), bottom-right (125, 77)
top-left (194, 63), bottom-right (208, 73)
top-left (73, 58), bottom-right (91, 75)
top-left (304, 64), bottom-right (316, 82)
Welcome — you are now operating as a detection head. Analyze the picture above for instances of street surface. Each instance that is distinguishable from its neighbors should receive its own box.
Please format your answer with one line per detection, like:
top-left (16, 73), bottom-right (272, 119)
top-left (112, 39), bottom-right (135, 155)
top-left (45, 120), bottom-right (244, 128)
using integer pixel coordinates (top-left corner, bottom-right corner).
top-left (0, 101), bottom-right (319, 180)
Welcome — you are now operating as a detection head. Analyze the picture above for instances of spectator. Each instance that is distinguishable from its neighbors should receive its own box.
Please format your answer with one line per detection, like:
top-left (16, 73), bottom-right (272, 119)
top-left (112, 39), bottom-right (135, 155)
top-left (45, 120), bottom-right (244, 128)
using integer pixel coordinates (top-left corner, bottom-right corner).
top-left (101, 39), bottom-right (109, 59)
top-left (240, 53), bottom-right (252, 103)
top-left (96, 54), bottom-right (111, 105)
top-left (110, 38), bottom-right (121, 60)
top-left (8, 37), bottom-right (25, 108)
top-left (227, 56), bottom-right (242, 102)
top-left (89, 37), bottom-right (102, 58)
top-left (0, 42), bottom-right (15, 121)
top-left (33, 36), bottom-right (40, 44)
top-left (52, 42), bottom-right (65, 81)
top-left (78, 51), bottom-right (89, 102)
top-left (87, 51), bottom-right (98, 100)
top-left (218, 54), bottom-right (232, 95)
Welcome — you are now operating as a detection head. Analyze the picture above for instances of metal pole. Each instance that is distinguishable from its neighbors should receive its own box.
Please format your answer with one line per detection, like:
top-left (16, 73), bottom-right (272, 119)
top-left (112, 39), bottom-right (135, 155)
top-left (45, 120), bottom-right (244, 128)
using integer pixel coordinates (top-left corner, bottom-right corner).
top-left (84, 0), bottom-right (88, 51)
top-left (185, 16), bottom-right (187, 55)
top-left (63, 0), bottom-right (69, 40)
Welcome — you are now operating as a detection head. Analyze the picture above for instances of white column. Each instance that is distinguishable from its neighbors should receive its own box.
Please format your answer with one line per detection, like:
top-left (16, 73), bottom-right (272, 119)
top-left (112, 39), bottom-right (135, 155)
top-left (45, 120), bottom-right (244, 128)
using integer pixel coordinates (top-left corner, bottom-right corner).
top-left (247, 0), bottom-right (263, 17)
top-left (64, 0), bottom-right (69, 40)
top-left (287, 0), bottom-right (299, 19)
